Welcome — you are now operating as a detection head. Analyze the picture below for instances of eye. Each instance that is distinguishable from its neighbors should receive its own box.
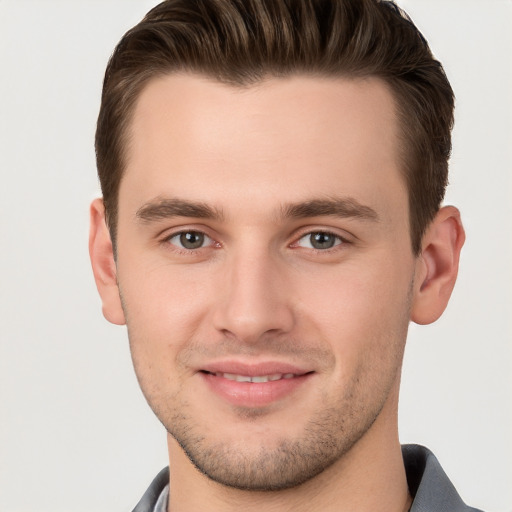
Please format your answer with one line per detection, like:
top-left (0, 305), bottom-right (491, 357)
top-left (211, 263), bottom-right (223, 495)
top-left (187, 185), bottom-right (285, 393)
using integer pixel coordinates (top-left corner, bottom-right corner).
top-left (167, 230), bottom-right (213, 250)
top-left (296, 231), bottom-right (344, 250)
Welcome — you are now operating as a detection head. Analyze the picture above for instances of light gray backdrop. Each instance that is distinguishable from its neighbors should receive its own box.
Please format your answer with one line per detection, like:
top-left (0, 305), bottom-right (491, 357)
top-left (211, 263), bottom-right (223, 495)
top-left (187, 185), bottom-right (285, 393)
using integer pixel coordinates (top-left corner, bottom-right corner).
top-left (0, 1), bottom-right (510, 511)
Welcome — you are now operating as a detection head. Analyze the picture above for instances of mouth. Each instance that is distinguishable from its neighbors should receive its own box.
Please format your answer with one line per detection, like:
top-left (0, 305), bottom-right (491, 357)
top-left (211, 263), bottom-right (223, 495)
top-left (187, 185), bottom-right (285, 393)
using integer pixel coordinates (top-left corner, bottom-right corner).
top-left (198, 364), bottom-right (314, 408)
top-left (201, 371), bottom-right (300, 383)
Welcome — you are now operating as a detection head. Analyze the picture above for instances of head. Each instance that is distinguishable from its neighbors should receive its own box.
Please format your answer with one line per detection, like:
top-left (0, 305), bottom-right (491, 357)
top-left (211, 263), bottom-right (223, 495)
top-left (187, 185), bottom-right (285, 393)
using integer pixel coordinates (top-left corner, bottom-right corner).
top-left (90, 0), bottom-right (464, 495)
top-left (96, 0), bottom-right (454, 256)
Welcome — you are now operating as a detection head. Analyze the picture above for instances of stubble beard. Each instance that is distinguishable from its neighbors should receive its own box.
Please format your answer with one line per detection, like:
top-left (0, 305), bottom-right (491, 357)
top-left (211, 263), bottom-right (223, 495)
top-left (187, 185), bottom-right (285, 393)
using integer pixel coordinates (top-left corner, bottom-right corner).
top-left (125, 288), bottom-right (412, 492)
top-left (128, 333), bottom-right (407, 492)
top-left (159, 369), bottom-right (398, 492)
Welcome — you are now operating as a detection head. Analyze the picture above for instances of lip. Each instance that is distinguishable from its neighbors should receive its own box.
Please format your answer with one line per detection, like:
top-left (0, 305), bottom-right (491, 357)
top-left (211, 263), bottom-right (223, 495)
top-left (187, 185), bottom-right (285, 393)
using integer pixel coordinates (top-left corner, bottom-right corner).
top-left (198, 361), bottom-right (314, 408)
top-left (200, 361), bottom-right (310, 377)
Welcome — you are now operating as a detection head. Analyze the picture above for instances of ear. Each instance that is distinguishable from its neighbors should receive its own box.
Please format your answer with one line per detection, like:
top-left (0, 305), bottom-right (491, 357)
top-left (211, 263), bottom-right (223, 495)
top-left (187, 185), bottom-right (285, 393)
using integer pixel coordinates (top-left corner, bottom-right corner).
top-left (411, 206), bottom-right (465, 325)
top-left (89, 198), bottom-right (126, 325)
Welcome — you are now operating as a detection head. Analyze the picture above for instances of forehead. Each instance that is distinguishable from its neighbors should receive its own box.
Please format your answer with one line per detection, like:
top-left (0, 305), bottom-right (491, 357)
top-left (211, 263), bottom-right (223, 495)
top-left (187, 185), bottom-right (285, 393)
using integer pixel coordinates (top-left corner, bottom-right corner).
top-left (121, 73), bottom-right (405, 222)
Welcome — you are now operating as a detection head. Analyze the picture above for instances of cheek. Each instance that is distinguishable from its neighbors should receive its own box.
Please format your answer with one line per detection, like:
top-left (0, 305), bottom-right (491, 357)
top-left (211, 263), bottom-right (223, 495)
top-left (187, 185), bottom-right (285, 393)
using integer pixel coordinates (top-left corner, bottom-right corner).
top-left (295, 257), bottom-right (414, 359)
top-left (119, 264), bottom-right (214, 410)
top-left (119, 258), bottom-right (211, 323)
top-left (117, 260), bottom-right (216, 373)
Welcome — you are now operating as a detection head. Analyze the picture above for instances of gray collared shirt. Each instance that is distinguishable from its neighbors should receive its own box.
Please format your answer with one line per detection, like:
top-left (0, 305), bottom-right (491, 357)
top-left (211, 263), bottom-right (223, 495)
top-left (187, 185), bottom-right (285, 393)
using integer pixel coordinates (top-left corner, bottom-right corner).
top-left (132, 444), bottom-right (484, 512)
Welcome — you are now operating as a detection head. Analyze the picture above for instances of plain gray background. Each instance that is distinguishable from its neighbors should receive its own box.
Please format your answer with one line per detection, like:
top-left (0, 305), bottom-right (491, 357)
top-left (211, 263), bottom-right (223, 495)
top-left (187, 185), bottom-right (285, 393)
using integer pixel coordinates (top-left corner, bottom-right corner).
top-left (0, 1), bottom-right (510, 511)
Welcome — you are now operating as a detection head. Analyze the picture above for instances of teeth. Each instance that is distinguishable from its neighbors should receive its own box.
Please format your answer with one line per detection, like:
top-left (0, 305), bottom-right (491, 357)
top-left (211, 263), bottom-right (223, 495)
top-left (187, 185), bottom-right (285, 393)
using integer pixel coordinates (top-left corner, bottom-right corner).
top-left (251, 375), bottom-right (269, 383)
top-left (215, 372), bottom-right (296, 383)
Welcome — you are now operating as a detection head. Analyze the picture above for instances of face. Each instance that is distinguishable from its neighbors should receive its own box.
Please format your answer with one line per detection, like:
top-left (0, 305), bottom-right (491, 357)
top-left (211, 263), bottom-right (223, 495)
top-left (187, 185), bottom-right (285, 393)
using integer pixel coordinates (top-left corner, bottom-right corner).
top-left (113, 75), bottom-right (418, 490)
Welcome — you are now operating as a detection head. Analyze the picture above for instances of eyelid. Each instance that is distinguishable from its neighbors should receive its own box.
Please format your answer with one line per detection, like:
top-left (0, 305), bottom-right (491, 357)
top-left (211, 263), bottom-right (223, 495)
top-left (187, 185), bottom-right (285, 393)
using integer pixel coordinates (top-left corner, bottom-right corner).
top-left (169, 231), bottom-right (212, 246)
top-left (160, 226), bottom-right (221, 251)
top-left (157, 224), bottom-right (352, 253)
top-left (296, 232), bottom-right (342, 248)
top-left (290, 226), bottom-right (353, 246)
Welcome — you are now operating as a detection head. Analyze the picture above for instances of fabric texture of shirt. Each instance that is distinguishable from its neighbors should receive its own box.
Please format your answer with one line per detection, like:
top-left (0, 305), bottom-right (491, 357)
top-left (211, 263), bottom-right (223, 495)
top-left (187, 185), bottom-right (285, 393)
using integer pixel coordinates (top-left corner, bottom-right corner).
top-left (131, 444), bottom-right (484, 512)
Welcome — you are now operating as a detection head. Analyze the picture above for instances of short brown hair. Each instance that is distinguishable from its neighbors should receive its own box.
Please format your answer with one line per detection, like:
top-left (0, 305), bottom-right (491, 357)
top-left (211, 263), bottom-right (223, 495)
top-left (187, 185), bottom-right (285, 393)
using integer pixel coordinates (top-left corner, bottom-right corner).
top-left (96, 0), bottom-right (454, 255)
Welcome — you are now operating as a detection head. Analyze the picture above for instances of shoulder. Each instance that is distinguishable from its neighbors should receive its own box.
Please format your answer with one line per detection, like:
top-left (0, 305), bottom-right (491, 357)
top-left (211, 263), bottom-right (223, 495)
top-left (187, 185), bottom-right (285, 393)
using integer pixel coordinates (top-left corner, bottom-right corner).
top-left (131, 467), bottom-right (169, 512)
top-left (403, 444), bottom-right (484, 512)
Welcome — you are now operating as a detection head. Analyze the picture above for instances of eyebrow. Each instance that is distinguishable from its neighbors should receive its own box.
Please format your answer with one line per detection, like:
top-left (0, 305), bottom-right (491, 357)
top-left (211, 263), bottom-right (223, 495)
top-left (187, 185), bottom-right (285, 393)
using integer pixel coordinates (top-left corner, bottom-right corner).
top-left (280, 197), bottom-right (379, 222)
top-left (135, 196), bottom-right (379, 224)
top-left (136, 197), bottom-right (224, 222)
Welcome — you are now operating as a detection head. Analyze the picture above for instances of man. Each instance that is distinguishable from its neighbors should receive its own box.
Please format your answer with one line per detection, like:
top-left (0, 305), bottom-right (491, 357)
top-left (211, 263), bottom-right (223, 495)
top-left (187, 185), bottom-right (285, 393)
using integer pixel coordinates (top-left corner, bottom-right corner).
top-left (89, 0), bottom-right (480, 510)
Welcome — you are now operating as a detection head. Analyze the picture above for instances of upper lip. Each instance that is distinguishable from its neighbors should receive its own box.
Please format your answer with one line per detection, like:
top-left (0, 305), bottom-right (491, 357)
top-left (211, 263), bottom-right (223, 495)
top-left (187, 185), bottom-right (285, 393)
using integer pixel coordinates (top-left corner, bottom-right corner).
top-left (199, 360), bottom-right (312, 377)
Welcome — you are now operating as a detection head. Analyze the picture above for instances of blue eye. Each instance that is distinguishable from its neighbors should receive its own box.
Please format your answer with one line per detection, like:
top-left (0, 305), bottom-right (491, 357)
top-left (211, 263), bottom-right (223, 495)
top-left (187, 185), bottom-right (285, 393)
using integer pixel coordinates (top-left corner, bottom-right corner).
top-left (297, 232), bottom-right (343, 250)
top-left (168, 231), bottom-right (212, 250)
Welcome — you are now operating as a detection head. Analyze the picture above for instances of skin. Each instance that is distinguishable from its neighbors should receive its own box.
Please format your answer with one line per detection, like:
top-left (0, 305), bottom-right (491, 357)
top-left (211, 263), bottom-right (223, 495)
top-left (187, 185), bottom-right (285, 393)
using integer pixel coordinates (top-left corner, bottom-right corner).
top-left (90, 74), bottom-right (465, 512)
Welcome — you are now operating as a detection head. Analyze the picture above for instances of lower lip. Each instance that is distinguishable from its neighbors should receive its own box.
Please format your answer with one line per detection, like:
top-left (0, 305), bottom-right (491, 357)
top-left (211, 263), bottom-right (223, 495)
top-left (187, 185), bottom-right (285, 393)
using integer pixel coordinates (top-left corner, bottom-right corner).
top-left (200, 372), bottom-right (312, 408)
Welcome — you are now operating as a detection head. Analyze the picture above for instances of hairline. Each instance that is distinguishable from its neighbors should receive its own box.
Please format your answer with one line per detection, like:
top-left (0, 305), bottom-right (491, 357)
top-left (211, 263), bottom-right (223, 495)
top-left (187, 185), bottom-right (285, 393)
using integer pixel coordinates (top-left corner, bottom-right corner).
top-left (107, 69), bottom-right (423, 256)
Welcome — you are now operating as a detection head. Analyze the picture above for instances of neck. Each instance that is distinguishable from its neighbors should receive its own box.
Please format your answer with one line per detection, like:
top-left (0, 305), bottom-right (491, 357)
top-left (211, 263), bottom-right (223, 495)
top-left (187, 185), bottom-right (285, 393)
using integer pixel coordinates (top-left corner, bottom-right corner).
top-left (165, 397), bottom-right (411, 512)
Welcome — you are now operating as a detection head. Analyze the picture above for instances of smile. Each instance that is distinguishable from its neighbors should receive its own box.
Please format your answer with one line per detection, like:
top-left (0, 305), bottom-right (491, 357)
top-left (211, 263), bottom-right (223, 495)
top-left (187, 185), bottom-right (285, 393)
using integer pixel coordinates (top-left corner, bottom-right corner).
top-left (200, 368), bottom-right (313, 408)
top-left (208, 372), bottom-right (297, 383)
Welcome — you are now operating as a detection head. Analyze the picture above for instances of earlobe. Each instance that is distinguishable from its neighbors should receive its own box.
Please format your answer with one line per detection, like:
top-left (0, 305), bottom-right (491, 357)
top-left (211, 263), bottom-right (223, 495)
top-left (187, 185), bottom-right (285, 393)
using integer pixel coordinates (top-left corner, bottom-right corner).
top-left (411, 206), bottom-right (465, 325)
top-left (89, 198), bottom-right (126, 325)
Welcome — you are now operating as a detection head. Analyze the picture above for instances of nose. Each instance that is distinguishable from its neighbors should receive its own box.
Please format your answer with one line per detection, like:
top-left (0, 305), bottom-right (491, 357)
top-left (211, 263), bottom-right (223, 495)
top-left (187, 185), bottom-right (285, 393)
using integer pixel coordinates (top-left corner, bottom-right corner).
top-left (212, 248), bottom-right (295, 343)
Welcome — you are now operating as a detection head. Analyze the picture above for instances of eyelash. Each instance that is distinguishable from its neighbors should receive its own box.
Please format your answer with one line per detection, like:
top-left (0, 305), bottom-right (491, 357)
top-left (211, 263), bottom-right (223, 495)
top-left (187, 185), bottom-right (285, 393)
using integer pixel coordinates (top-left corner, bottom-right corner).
top-left (160, 228), bottom-right (350, 255)
top-left (162, 230), bottom-right (219, 254)
top-left (292, 230), bottom-right (348, 252)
